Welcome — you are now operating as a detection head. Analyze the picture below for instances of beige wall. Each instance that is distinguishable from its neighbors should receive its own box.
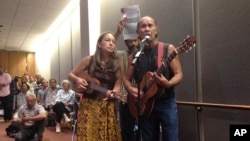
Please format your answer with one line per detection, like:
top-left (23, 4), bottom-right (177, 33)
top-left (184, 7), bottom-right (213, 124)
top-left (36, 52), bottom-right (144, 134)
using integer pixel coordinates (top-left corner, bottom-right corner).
top-left (35, 3), bottom-right (81, 82)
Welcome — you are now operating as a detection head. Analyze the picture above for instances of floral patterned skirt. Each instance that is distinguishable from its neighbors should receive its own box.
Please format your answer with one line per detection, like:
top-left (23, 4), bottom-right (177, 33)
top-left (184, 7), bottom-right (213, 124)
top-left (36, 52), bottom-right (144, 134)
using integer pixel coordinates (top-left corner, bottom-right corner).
top-left (77, 98), bottom-right (122, 141)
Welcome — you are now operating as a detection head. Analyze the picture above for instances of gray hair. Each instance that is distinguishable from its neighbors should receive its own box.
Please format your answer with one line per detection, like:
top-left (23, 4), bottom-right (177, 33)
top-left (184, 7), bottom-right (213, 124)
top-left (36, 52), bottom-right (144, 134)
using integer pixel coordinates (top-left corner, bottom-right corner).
top-left (26, 93), bottom-right (37, 100)
top-left (61, 79), bottom-right (70, 86)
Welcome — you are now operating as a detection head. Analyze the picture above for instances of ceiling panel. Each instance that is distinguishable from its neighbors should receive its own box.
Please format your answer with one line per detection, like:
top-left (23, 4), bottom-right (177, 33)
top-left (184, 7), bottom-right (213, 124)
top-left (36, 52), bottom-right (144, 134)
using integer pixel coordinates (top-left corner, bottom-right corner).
top-left (0, 0), bottom-right (71, 52)
top-left (11, 25), bottom-right (30, 32)
top-left (6, 40), bottom-right (23, 48)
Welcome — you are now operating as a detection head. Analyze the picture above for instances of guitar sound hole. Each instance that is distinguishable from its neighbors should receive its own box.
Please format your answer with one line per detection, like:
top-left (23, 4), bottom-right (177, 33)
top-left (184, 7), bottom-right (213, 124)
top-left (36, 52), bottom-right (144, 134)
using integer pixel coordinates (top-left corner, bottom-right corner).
top-left (142, 85), bottom-right (148, 93)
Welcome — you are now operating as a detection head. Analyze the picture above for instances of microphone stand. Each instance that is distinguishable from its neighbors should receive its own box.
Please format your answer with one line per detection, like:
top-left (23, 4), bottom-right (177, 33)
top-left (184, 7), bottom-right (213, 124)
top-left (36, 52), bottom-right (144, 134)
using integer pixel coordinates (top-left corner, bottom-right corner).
top-left (132, 40), bottom-right (148, 65)
top-left (132, 41), bottom-right (148, 141)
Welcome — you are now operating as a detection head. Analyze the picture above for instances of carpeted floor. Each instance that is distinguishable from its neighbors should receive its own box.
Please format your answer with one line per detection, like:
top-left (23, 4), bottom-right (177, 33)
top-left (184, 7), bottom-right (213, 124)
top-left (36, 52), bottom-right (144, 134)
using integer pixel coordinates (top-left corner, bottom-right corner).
top-left (0, 118), bottom-right (75, 141)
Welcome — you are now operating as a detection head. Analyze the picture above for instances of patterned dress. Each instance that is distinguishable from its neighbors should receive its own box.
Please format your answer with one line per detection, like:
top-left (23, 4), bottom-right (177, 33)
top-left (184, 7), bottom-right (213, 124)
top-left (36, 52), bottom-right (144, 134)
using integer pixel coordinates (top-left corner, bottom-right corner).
top-left (77, 62), bottom-right (122, 141)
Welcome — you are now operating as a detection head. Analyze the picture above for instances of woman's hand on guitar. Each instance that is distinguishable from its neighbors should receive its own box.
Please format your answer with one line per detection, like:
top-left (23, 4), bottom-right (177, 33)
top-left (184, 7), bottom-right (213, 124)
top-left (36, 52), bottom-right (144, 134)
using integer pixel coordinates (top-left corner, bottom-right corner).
top-left (74, 77), bottom-right (88, 92)
top-left (103, 90), bottom-right (116, 101)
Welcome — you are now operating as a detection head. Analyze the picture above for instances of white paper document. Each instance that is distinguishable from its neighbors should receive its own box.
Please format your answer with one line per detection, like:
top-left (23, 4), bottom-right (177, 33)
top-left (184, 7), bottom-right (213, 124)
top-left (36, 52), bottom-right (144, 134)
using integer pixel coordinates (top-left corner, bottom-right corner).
top-left (120, 5), bottom-right (140, 40)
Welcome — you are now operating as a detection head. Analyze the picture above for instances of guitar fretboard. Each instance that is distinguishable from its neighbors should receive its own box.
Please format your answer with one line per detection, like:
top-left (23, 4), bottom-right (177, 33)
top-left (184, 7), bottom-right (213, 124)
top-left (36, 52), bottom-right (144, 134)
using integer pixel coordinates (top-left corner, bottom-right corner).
top-left (156, 49), bottom-right (177, 75)
top-left (88, 82), bottom-right (127, 103)
top-left (89, 82), bottom-right (108, 94)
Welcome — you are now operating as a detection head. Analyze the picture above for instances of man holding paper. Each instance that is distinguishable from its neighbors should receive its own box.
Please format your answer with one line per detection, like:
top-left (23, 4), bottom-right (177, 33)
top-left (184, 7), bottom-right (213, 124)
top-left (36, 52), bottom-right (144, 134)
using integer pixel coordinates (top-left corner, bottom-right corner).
top-left (115, 5), bottom-right (140, 141)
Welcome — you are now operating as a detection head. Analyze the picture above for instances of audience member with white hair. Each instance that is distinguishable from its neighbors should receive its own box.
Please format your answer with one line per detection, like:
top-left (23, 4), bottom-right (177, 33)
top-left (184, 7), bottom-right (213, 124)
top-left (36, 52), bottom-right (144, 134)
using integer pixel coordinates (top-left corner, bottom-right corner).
top-left (51, 79), bottom-right (75, 133)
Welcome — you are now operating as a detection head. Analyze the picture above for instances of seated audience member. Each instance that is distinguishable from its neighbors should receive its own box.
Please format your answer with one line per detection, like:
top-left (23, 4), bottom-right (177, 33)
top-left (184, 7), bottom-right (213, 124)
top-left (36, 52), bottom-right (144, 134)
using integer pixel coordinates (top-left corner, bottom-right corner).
top-left (44, 79), bottom-right (61, 110)
top-left (52, 79), bottom-right (75, 133)
top-left (27, 76), bottom-right (36, 94)
top-left (10, 76), bottom-right (21, 112)
top-left (10, 76), bottom-right (21, 95)
top-left (21, 74), bottom-right (29, 84)
top-left (34, 73), bottom-right (44, 95)
top-left (16, 82), bottom-right (31, 110)
top-left (13, 93), bottom-right (46, 141)
top-left (37, 79), bottom-right (49, 107)
top-left (35, 73), bottom-right (44, 86)
top-left (44, 79), bottom-right (61, 126)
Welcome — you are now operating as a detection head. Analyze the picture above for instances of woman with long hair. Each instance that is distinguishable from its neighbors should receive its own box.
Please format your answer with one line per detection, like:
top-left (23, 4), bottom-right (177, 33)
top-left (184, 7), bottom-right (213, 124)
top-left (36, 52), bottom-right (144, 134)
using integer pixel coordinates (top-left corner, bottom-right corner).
top-left (68, 32), bottom-right (124, 141)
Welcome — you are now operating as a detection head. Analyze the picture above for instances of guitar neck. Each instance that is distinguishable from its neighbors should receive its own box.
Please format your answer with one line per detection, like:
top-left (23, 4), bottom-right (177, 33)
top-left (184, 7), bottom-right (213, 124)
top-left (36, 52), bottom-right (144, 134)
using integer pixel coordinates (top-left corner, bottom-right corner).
top-left (89, 82), bottom-right (127, 103)
top-left (89, 82), bottom-right (108, 94)
top-left (156, 49), bottom-right (178, 74)
top-left (156, 34), bottom-right (197, 74)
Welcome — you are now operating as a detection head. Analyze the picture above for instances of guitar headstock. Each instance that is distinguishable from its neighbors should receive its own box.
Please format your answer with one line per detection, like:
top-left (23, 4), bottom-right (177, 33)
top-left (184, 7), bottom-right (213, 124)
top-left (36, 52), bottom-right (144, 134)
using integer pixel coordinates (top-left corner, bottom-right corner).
top-left (176, 35), bottom-right (197, 54)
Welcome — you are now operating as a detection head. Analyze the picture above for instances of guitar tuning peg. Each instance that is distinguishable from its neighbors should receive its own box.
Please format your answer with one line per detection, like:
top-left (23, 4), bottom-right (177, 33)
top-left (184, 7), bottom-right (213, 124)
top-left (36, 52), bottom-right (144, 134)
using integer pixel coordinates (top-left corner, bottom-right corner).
top-left (186, 50), bottom-right (189, 53)
top-left (189, 48), bottom-right (192, 51)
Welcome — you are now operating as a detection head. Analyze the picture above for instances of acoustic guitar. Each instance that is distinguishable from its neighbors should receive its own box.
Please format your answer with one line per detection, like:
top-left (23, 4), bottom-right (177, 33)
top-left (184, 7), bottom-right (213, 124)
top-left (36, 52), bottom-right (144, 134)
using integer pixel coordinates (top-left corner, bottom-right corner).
top-left (127, 35), bottom-right (197, 118)
top-left (72, 71), bottom-right (127, 103)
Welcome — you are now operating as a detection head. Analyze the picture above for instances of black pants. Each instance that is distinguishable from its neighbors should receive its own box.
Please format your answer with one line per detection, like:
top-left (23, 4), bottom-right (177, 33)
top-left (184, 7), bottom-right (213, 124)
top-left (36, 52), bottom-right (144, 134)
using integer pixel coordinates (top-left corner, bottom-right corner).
top-left (119, 102), bottom-right (137, 141)
top-left (15, 120), bottom-right (45, 141)
top-left (52, 102), bottom-right (69, 123)
top-left (44, 106), bottom-right (55, 126)
top-left (0, 94), bottom-right (13, 121)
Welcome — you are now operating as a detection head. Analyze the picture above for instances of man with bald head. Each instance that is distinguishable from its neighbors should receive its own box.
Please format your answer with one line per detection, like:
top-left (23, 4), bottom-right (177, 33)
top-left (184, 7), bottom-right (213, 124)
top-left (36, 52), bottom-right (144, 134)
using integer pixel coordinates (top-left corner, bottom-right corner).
top-left (124, 16), bottom-right (183, 141)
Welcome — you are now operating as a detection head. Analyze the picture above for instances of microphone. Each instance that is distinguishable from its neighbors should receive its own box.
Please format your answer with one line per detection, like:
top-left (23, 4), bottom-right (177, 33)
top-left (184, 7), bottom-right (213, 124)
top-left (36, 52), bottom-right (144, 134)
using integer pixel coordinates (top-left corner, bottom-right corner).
top-left (141, 35), bottom-right (150, 43)
top-left (132, 35), bottom-right (150, 65)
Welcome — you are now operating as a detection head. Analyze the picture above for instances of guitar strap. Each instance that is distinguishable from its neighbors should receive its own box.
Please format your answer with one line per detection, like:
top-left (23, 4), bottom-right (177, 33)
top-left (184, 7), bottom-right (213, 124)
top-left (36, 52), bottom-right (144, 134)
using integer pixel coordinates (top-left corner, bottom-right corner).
top-left (157, 42), bottom-right (164, 68)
